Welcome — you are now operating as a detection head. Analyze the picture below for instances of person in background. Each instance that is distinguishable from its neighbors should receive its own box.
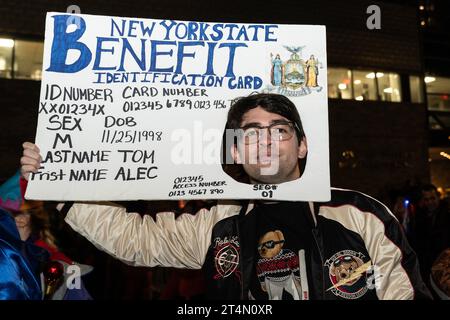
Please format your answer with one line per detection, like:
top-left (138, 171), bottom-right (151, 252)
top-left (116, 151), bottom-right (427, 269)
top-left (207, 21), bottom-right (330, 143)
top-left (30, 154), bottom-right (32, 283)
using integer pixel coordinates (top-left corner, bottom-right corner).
top-left (0, 206), bottom-right (46, 300)
top-left (0, 171), bottom-right (93, 300)
top-left (429, 248), bottom-right (450, 300)
top-left (410, 184), bottom-right (450, 282)
top-left (20, 93), bottom-right (431, 300)
top-left (387, 191), bottom-right (415, 239)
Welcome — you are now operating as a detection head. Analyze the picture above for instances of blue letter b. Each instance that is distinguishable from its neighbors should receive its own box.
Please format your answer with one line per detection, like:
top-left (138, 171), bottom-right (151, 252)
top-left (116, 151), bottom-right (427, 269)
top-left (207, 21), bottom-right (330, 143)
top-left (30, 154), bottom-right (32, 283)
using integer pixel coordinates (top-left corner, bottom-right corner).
top-left (46, 15), bottom-right (92, 73)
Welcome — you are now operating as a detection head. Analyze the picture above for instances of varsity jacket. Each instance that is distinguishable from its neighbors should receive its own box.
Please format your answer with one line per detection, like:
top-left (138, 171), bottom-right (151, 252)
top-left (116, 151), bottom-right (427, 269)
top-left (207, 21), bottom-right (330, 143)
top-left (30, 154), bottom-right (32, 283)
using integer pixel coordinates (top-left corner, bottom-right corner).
top-left (62, 188), bottom-right (431, 300)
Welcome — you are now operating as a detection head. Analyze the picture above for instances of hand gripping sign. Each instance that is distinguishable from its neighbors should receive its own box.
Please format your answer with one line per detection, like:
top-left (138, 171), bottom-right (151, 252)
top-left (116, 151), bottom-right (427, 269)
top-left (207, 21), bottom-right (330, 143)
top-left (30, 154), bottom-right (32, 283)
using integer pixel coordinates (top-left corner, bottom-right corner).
top-left (26, 12), bottom-right (330, 202)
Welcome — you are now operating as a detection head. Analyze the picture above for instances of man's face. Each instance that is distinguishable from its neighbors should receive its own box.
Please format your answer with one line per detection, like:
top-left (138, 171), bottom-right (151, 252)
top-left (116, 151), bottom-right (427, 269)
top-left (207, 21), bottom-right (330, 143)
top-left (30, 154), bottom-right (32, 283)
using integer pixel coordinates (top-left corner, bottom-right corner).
top-left (232, 107), bottom-right (307, 184)
top-left (420, 190), bottom-right (440, 213)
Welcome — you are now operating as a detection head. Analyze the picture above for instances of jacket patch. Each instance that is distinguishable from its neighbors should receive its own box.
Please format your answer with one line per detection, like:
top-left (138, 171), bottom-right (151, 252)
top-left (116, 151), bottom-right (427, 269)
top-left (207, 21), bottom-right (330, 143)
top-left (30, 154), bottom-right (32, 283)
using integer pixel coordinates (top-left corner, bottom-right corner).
top-left (213, 236), bottom-right (240, 280)
top-left (256, 230), bottom-right (307, 300)
top-left (325, 250), bottom-right (371, 299)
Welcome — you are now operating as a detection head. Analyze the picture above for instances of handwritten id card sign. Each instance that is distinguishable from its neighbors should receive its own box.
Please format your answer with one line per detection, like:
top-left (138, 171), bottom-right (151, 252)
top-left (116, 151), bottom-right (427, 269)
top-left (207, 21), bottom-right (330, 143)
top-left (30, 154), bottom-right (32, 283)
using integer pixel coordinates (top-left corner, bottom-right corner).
top-left (26, 12), bottom-right (330, 201)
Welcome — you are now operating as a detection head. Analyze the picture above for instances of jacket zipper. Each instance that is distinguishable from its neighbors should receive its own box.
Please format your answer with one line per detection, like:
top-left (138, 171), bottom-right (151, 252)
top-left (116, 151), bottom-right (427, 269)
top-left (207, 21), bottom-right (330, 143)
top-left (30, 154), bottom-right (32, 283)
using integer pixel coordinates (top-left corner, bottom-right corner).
top-left (312, 228), bottom-right (326, 300)
top-left (236, 218), bottom-right (245, 300)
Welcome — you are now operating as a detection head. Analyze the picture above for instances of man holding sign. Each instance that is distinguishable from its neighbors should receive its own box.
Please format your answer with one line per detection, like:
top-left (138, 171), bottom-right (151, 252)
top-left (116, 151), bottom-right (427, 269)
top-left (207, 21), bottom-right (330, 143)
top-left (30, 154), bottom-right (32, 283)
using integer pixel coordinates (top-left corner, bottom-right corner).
top-left (20, 12), bottom-right (430, 300)
top-left (20, 92), bottom-right (430, 300)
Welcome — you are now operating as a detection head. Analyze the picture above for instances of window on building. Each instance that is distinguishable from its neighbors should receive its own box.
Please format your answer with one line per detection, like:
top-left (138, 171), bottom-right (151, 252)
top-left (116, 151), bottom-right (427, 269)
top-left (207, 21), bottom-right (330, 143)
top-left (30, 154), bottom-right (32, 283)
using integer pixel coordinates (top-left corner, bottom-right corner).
top-left (352, 70), bottom-right (377, 101)
top-left (328, 68), bottom-right (352, 99)
top-left (14, 40), bottom-right (44, 80)
top-left (328, 68), bottom-right (403, 103)
top-left (409, 75), bottom-right (425, 103)
top-left (0, 37), bottom-right (43, 80)
top-left (0, 38), bottom-right (14, 79)
top-left (426, 76), bottom-right (450, 112)
top-left (377, 72), bottom-right (401, 102)
top-left (428, 115), bottom-right (443, 130)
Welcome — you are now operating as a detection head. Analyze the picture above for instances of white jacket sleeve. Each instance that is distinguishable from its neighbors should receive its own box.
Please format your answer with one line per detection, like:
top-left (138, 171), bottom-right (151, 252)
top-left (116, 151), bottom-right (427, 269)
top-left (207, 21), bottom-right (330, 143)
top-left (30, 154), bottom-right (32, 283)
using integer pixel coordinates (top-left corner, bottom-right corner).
top-left (319, 193), bottom-right (428, 300)
top-left (64, 201), bottom-right (241, 269)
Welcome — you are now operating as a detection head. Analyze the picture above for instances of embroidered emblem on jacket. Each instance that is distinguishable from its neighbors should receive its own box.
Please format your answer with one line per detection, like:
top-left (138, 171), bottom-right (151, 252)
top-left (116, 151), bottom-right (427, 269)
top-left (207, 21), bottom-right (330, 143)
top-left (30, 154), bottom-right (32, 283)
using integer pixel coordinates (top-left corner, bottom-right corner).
top-left (256, 230), bottom-right (307, 300)
top-left (213, 236), bottom-right (240, 280)
top-left (325, 250), bottom-right (371, 299)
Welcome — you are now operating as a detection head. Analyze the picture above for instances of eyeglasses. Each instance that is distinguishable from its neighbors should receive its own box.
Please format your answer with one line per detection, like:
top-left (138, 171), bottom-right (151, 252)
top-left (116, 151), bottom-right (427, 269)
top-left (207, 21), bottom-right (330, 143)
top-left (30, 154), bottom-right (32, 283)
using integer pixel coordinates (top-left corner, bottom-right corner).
top-left (239, 121), bottom-right (298, 145)
top-left (257, 239), bottom-right (285, 251)
top-left (333, 256), bottom-right (355, 267)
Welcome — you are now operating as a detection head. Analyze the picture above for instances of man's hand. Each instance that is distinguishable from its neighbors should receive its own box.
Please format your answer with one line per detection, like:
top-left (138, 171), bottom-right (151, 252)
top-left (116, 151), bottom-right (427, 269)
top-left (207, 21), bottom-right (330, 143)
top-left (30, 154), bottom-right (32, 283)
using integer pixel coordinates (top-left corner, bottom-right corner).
top-left (20, 142), bottom-right (42, 181)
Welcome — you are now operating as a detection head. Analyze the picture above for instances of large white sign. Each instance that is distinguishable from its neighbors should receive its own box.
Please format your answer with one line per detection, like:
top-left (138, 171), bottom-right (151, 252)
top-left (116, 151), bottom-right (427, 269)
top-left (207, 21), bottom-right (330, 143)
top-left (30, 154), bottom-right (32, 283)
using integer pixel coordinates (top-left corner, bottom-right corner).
top-left (26, 12), bottom-right (330, 201)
